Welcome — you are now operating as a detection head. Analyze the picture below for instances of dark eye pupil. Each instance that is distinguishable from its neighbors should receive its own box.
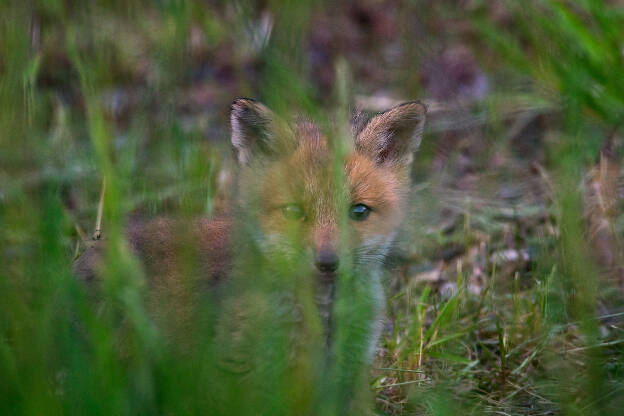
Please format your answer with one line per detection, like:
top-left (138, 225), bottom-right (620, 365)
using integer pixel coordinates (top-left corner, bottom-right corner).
top-left (350, 204), bottom-right (371, 221)
top-left (282, 204), bottom-right (305, 220)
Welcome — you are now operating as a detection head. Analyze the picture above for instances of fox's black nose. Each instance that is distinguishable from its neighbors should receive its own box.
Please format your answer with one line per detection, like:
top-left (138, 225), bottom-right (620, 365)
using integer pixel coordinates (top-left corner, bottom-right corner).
top-left (316, 250), bottom-right (339, 273)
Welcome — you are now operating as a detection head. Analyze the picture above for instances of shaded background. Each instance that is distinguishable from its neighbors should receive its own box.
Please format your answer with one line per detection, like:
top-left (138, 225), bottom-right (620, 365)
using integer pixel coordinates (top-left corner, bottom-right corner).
top-left (2, 1), bottom-right (624, 415)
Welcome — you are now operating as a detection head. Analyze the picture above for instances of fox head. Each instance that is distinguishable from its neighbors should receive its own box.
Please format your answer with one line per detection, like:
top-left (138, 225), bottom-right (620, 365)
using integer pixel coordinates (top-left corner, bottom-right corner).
top-left (230, 98), bottom-right (426, 321)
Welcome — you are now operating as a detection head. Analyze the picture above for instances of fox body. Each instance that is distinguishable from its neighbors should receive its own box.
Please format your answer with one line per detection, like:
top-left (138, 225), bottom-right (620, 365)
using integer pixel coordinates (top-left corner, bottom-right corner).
top-left (74, 98), bottom-right (426, 363)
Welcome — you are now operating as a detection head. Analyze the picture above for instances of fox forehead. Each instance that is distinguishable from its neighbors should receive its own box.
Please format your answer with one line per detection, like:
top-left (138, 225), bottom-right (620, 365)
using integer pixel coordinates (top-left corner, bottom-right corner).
top-left (251, 120), bottom-right (409, 220)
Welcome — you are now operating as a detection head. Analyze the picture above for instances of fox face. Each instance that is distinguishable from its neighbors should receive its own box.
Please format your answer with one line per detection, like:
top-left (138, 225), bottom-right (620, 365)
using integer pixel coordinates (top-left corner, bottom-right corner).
top-left (230, 98), bottom-right (426, 328)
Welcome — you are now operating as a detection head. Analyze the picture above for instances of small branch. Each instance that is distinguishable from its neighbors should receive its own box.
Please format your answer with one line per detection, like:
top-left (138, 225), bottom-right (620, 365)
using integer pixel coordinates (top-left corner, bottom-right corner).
top-left (375, 379), bottom-right (431, 389)
top-left (374, 367), bottom-right (425, 373)
top-left (564, 339), bottom-right (624, 354)
top-left (93, 177), bottom-right (106, 240)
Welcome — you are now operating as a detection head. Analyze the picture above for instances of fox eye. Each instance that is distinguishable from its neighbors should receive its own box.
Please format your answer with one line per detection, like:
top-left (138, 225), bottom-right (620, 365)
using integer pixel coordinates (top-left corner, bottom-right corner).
top-left (282, 203), bottom-right (305, 221)
top-left (349, 203), bottom-right (371, 221)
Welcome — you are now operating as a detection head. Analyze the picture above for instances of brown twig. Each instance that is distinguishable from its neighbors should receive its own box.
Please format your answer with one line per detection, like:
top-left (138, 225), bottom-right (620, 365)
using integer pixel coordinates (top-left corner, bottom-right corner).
top-left (93, 177), bottom-right (106, 240)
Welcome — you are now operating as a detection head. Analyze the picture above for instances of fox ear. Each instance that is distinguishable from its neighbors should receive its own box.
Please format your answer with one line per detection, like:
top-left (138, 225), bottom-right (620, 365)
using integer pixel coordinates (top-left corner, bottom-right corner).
top-left (230, 98), bottom-right (291, 165)
top-left (355, 101), bottom-right (427, 165)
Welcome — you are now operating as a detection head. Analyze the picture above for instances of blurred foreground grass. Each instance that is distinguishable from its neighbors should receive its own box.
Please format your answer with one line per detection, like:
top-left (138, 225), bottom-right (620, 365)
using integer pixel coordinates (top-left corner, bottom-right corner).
top-left (1, 1), bottom-right (624, 415)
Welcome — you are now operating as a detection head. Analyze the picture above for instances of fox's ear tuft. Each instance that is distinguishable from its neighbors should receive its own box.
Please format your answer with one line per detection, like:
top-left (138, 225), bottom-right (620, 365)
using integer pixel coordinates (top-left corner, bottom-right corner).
top-left (231, 98), bottom-right (289, 165)
top-left (355, 101), bottom-right (427, 165)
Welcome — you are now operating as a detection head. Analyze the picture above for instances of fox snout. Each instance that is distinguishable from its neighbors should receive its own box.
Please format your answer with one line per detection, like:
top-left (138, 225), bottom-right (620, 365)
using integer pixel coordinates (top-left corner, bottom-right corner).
top-left (312, 224), bottom-right (339, 275)
top-left (315, 249), bottom-right (339, 274)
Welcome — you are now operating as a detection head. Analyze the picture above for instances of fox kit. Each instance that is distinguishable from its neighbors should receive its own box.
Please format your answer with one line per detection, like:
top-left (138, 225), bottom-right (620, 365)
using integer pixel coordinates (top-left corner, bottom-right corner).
top-left (227, 98), bottom-right (426, 349)
top-left (74, 97), bottom-right (426, 366)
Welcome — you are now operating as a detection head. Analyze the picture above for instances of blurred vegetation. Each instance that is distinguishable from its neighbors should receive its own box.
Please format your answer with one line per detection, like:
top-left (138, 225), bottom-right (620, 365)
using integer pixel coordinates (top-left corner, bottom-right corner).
top-left (1, 0), bottom-right (624, 415)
